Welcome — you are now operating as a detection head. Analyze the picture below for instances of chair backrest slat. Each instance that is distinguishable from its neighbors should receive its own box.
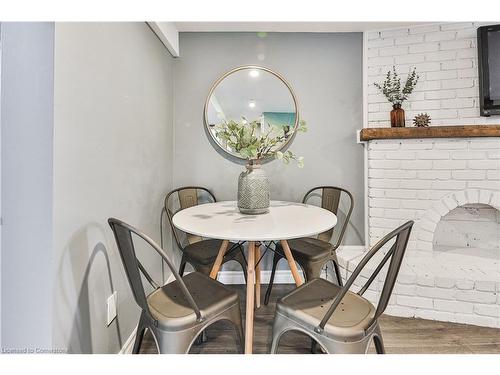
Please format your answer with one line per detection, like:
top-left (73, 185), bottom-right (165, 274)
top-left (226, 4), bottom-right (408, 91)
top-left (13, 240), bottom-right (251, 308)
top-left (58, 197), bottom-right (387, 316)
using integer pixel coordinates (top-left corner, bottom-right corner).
top-left (108, 222), bottom-right (150, 312)
top-left (317, 187), bottom-right (341, 242)
top-left (374, 225), bottom-right (412, 319)
top-left (302, 186), bottom-right (354, 249)
top-left (357, 244), bottom-right (394, 296)
top-left (177, 188), bottom-right (203, 244)
top-left (108, 218), bottom-right (203, 322)
top-left (164, 187), bottom-right (216, 249)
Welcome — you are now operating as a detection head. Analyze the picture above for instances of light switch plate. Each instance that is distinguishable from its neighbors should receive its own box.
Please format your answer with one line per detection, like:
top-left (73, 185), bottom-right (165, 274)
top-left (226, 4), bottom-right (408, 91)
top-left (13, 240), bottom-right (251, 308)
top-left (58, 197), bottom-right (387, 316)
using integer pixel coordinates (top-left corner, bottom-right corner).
top-left (107, 291), bottom-right (117, 326)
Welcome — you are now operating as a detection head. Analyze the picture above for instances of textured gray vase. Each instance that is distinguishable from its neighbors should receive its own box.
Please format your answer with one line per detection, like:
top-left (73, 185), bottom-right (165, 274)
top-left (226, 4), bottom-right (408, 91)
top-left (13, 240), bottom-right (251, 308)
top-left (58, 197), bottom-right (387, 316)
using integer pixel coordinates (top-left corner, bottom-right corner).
top-left (237, 162), bottom-right (270, 214)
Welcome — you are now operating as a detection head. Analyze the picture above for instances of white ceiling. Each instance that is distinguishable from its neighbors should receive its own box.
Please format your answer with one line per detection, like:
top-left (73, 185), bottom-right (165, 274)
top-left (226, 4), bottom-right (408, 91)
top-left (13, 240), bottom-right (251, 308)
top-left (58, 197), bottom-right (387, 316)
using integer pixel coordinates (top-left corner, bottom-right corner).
top-left (174, 22), bottom-right (432, 33)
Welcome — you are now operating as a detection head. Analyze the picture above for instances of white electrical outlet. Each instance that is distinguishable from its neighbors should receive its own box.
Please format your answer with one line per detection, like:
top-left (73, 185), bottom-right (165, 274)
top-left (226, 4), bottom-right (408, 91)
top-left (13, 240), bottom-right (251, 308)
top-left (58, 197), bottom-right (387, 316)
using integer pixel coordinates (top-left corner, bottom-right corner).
top-left (107, 291), bottom-right (117, 326)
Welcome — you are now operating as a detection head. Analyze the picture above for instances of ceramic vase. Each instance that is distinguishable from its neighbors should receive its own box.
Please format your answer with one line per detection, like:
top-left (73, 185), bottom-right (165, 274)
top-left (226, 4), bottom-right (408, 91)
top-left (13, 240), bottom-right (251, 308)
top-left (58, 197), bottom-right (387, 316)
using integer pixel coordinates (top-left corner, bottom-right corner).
top-left (237, 161), bottom-right (270, 214)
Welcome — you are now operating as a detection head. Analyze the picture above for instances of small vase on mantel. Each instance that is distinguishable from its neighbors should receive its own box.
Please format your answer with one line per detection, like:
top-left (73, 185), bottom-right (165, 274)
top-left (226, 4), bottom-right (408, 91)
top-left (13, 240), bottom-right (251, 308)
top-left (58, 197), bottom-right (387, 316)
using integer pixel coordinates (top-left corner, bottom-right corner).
top-left (390, 103), bottom-right (405, 127)
top-left (237, 160), bottom-right (270, 215)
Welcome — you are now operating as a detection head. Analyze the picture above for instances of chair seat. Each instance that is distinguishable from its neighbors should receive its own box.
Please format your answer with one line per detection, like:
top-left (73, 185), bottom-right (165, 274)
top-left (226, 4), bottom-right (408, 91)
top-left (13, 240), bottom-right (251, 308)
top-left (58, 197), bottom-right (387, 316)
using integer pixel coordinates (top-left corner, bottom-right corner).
top-left (277, 237), bottom-right (333, 262)
top-left (276, 278), bottom-right (376, 341)
top-left (147, 272), bottom-right (239, 331)
top-left (183, 239), bottom-right (238, 265)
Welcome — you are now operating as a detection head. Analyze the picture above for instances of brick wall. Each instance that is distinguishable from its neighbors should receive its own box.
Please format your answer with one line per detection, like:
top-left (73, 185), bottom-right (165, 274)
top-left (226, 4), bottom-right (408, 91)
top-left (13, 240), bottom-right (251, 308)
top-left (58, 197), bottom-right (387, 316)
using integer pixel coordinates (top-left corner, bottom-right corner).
top-left (363, 22), bottom-right (500, 328)
top-left (366, 22), bottom-right (500, 127)
top-left (339, 242), bottom-right (500, 328)
top-left (360, 137), bottom-right (500, 327)
top-left (368, 137), bottom-right (500, 248)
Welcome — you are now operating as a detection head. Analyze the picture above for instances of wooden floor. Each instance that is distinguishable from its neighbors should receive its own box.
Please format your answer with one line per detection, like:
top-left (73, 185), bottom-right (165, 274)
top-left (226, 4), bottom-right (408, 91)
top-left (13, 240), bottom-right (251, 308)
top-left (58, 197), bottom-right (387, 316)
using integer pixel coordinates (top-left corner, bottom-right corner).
top-left (140, 284), bottom-right (500, 354)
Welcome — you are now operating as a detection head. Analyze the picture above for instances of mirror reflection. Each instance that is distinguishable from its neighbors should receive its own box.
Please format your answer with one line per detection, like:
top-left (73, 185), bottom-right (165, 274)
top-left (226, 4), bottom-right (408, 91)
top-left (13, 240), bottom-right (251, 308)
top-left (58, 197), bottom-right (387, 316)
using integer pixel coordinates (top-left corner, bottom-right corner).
top-left (205, 66), bottom-right (299, 159)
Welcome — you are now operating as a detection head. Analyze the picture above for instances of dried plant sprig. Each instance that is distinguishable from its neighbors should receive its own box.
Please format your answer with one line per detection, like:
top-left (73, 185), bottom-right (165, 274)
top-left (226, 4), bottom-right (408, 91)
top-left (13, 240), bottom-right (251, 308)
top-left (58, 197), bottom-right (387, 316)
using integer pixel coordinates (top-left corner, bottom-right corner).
top-left (214, 118), bottom-right (307, 167)
top-left (374, 66), bottom-right (419, 106)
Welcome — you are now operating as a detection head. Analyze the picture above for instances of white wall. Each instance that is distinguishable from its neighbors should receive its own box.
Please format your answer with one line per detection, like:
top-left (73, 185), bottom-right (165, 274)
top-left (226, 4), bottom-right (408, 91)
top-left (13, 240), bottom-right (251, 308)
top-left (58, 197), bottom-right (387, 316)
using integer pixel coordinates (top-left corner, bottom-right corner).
top-left (52, 22), bottom-right (175, 353)
top-left (366, 22), bottom-right (500, 127)
top-left (1, 22), bottom-right (55, 352)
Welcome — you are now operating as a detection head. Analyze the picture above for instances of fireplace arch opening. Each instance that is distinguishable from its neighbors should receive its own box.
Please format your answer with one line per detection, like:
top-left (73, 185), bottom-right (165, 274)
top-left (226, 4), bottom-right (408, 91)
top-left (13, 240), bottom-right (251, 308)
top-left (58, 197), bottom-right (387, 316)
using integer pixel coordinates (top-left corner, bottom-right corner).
top-left (416, 189), bottom-right (500, 253)
top-left (433, 203), bottom-right (500, 251)
top-left (433, 203), bottom-right (500, 264)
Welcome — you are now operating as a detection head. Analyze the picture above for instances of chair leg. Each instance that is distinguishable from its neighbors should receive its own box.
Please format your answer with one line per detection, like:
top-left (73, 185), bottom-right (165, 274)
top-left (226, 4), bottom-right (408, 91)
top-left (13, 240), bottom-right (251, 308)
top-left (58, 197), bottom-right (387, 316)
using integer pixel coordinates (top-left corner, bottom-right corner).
top-left (153, 326), bottom-right (200, 354)
top-left (264, 251), bottom-right (282, 305)
top-left (270, 312), bottom-right (295, 354)
top-left (132, 325), bottom-right (146, 354)
top-left (331, 255), bottom-right (343, 286)
top-left (233, 249), bottom-right (248, 284)
top-left (373, 325), bottom-right (386, 354)
top-left (178, 255), bottom-right (187, 277)
top-left (241, 260), bottom-right (247, 284)
top-left (310, 340), bottom-right (319, 354)
top-left (132, 313), bottom-right (148, 354)
top-left (133, 328), bottom-right (146, 354)
top-left (193, 330), bottom-right (207, 345)
top-left (225, 303), bottom-right (245, 353)
top-left (270, 331), bottom-right (284, 354)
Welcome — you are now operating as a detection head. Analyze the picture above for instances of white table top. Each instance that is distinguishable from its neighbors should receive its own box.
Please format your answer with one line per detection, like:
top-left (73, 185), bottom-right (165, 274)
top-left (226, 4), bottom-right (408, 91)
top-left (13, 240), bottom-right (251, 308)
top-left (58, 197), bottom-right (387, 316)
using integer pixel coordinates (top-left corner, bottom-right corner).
top-left (172, 200), bottom-right (337, 242)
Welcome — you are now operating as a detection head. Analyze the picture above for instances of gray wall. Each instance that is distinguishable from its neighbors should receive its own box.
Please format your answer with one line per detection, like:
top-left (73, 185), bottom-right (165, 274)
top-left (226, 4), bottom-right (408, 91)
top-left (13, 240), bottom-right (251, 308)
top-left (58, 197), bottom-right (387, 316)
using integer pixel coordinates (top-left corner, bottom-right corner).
top-left (1, 23), bottom-right (55, 351)
top-left (173, 32), bottom-right (364, 270)
top-left (51, 22), bottom-right (175, 353)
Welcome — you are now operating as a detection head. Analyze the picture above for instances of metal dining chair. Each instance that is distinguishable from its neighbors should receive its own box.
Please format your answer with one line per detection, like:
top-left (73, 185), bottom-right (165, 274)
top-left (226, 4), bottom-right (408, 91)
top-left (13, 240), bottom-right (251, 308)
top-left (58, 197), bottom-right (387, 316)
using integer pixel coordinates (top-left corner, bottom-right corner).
top-left (162, 187), bottom-right (247, 279)
top-left (270, 221), bottom-right (414, 354)
top-left (264, 186), bottom-right (354, 305)
top-left (108, 218), bottom-right (244, 354)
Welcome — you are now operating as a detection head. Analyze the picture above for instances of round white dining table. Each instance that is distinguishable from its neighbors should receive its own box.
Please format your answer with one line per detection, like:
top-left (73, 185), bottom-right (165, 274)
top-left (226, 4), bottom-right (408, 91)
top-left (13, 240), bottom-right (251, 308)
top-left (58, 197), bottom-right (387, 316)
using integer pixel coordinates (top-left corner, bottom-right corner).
top-left (172, 200), bottom-right (337, 354)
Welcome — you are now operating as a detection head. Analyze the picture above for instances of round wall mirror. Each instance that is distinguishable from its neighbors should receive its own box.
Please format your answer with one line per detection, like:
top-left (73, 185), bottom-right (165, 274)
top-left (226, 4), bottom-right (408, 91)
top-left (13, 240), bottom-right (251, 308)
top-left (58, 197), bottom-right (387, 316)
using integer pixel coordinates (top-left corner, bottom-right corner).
top-left (204, 65), bottom-right (299, 160)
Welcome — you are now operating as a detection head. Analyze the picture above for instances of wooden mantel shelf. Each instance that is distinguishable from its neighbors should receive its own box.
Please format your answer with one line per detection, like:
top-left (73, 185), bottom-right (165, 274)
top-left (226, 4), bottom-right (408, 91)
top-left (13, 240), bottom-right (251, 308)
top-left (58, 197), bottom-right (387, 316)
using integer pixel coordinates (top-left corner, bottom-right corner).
top-left (359, 125), bottom-right (500, 142)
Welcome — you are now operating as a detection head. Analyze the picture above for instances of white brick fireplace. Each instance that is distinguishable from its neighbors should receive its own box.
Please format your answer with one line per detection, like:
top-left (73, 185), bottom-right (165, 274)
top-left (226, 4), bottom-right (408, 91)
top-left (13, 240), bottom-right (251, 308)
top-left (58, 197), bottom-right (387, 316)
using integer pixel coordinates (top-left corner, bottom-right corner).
top-left (343, 22), bottom-right (500, 328)
top-left (339, 137), bottom-right (500, 328)
top-left (367, 138), bottom-right (500, 252)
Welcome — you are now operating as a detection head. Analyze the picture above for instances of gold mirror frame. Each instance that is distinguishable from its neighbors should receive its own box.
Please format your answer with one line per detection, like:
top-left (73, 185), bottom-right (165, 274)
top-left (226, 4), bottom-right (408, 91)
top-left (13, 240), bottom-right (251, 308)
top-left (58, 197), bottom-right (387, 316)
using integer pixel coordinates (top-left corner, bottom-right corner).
top-left (203, 65), bottom-right (300, 161)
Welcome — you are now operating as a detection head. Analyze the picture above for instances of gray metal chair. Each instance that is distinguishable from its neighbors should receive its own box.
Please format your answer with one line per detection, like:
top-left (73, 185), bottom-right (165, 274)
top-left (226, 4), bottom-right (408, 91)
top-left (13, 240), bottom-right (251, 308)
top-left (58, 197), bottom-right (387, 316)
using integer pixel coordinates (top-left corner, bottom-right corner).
top-left (108, 218), bottom-right (244, 354)
top-left (270, 220), bottom-right (414, 354)
top-left (264, 186), bottom-right (354, 305)
top-left (162, 187), bottom-right (247, 279)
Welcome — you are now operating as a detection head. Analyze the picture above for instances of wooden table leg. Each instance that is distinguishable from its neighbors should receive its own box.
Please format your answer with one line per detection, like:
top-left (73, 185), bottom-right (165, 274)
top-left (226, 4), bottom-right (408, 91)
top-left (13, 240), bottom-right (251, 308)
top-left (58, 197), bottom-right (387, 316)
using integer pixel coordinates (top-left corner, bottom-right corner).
top-left (244, 241), bottom-right (256, 354)
top-left (280, 240), bottom-right (304, 286)
top-left (209, 240), bottom-right (229, 279)
top-left (255, 243), bottom-right (261, 308)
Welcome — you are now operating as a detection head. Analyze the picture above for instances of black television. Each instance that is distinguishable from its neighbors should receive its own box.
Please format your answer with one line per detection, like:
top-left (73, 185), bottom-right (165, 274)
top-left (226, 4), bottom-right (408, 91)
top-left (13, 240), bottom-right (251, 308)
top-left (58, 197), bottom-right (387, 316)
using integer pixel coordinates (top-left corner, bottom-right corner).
top-left (478, 24), bottom-right (500, 116)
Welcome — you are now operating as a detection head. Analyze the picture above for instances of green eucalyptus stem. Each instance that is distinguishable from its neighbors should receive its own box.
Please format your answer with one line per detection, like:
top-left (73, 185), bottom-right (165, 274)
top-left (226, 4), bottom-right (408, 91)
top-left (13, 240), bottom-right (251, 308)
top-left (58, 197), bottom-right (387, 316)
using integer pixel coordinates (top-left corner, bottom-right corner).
top-left (214, 118), bottom-right (307, 167)
top-left (374, 66), bottom-right (419, 106)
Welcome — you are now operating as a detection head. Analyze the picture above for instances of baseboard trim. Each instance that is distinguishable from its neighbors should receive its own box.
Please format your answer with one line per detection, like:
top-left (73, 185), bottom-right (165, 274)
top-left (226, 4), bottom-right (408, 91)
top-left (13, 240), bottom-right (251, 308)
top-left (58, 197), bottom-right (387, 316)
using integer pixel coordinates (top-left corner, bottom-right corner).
top-left (216, 245), bottom-right (365, 285)
top-left (216, 269), bottom-right (303, 285)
